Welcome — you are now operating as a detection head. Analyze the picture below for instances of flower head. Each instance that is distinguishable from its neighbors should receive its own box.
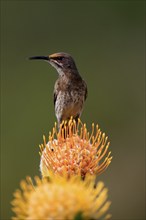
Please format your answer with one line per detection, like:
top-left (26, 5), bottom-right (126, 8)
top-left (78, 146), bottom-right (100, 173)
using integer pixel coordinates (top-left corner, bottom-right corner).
top-left (40, 118), bottom-right (112, 179)
top-left (11, 173), bottom-right (111, 220)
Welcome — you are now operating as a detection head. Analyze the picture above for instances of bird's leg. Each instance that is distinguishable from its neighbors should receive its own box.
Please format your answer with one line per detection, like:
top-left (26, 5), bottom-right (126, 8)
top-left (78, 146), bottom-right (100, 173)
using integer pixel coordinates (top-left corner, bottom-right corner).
top-left (74, 114), bottom-right (80, 124)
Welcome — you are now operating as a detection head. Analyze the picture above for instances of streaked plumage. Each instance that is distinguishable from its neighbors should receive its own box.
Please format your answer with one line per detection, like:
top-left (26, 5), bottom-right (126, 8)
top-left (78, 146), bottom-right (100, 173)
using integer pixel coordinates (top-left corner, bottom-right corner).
top-left (29, 52), bottom-right (87, 127)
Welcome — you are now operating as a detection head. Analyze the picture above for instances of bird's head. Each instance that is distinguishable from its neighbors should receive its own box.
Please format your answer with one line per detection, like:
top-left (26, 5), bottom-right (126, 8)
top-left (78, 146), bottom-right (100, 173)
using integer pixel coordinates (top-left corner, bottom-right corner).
top-left (29, 52), bottom-right (78, 76)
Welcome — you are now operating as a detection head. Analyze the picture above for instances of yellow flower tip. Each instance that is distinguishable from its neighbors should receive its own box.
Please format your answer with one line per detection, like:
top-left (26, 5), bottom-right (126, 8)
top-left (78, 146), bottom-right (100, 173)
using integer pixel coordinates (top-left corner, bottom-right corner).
top-left (11, 174), bottom-right (111, 220)
top-left (40, 117), bottom-right (112, 179)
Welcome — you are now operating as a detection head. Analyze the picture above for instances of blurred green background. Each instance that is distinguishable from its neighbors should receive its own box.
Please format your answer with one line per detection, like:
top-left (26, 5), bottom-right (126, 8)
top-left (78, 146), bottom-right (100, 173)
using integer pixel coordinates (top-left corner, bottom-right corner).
top-left (1, 1), bottom-right (145, 219)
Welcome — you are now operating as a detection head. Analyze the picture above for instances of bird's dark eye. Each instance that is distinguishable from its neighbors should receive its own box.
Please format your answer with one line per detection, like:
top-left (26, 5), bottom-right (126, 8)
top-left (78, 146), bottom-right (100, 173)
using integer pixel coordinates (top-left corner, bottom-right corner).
top-left (57, 57), bottom-right (64, 61)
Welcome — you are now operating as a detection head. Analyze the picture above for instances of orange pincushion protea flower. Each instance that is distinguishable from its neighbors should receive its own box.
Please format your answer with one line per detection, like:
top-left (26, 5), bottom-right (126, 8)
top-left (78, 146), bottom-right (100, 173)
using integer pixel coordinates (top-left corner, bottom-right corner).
top-left (40, 118), bottom-right (112, 179)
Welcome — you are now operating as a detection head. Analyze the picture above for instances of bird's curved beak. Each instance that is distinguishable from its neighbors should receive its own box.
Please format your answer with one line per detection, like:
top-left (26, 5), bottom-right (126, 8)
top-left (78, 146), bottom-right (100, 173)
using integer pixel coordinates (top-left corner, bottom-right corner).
top-left (29, 56), bottom-right (49, 61)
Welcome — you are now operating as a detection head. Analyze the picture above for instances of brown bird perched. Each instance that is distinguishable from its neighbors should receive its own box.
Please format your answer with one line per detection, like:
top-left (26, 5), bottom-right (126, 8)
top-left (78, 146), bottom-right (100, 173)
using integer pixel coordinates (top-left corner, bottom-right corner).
top-left (29, 52), bottom-right (87, 127)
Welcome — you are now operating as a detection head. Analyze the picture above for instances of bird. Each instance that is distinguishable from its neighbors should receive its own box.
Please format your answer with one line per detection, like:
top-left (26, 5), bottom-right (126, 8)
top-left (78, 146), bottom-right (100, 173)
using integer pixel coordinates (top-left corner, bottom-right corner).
top-left (29, 52), bottom-right (87, 127)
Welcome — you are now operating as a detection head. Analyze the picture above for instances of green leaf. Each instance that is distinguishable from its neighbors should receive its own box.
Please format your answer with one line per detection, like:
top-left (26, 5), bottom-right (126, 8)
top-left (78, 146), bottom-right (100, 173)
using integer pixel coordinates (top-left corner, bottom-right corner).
top-left (74, 211), bottom-right (83, 220)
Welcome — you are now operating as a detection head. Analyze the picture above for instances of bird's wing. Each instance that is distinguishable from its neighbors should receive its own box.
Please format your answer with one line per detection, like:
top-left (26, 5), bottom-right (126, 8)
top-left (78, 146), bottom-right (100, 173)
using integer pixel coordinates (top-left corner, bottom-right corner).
top-left (53, 79), bottom-right (61, 106)
top-left (53, 89), bottom-right (58, 106)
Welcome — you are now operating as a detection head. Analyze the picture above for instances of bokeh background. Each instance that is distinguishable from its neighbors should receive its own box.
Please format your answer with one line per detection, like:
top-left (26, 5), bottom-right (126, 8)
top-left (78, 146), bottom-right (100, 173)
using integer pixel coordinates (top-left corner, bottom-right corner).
top-left (1, 1), bottom-right (145, 219)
